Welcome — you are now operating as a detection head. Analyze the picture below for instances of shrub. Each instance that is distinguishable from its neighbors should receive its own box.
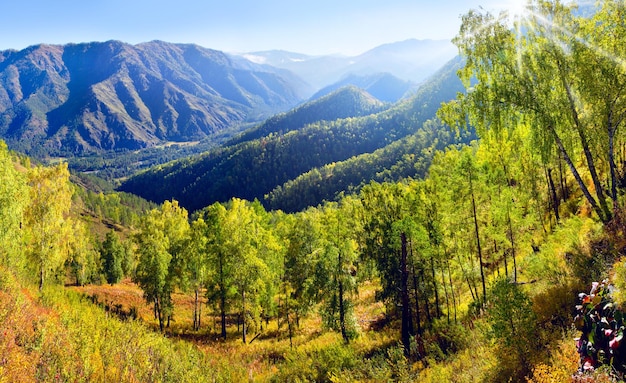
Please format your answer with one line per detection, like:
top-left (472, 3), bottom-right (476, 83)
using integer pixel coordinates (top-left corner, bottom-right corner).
top-left (272, 342), bottom-right (358, 382)
top-left (573, 280), bottom-right (626, 380)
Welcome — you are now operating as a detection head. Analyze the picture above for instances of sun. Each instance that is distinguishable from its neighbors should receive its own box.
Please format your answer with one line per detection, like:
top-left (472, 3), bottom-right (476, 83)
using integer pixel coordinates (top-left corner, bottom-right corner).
top-left (502, 0), bottom-right (528, 20)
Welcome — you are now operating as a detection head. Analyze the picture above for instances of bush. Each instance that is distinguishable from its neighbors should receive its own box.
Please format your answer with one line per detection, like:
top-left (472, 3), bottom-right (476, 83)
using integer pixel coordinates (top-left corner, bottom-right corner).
top-left (273, 342), bottom-right (358, 382)
top-left (573, 280), bottom-right (626, 380)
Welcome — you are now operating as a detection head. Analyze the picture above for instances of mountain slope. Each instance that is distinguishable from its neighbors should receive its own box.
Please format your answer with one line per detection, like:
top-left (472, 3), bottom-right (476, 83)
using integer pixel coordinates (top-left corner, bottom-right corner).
top-left (119, 56), bottom-right (465, 212)
top-left (266, 58), bottom-right (469, 212)
top-left (0, 40), bottom-right (309, 156)
top-left (310, 73), bottom-right (414, 103)
top-left (265, 120), bottom-right (471, 213)
top-left (227, 86), bottom-right (385, 146)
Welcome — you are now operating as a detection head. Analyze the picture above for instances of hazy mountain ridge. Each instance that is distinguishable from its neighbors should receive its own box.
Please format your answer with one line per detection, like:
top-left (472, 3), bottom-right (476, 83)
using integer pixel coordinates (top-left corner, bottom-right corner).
top-left (0, 40), bottom-right (309, 156)
top-left (310, 73), bottom-right (415, 103)
top-left (240, 39), bottom-right (457, 90)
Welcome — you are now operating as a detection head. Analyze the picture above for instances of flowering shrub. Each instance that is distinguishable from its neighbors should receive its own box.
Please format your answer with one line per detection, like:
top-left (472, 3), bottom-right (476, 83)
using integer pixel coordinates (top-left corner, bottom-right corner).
top-left (574, 280), bottom-right (626, 379)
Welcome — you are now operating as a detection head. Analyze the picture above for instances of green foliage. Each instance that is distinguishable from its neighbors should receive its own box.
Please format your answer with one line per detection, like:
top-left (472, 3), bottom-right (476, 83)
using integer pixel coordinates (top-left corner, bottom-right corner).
top-left (0, 141), bottom-right (28, 274)
top-left (272, 342), bottom-right (359, 383)
top-left (440, 0), bottom-right (626, 223)
top-left (25, 162), bottom-right (74, 290)
top-left (67, 219), bottom-right (101, 286)
top-left (134, 200), bottom-right (190, 331)
top-left (266, 118), bottom-right (471, 213)
top-left (100, 231), bottom-right (125, 284)
top-left (487, 277), bottom-right (538, 380)
top-left (73, 186), bottom-right (156, 227)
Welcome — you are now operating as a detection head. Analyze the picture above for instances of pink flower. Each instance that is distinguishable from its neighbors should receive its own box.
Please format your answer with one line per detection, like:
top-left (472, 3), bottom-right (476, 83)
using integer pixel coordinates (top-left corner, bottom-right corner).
top-left (582, 357), bottom-right (595, 371)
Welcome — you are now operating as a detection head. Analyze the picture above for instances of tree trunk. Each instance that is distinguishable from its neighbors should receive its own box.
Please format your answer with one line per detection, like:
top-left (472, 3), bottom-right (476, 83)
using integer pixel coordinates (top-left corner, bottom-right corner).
top-left (400, 233), bottom-right (414, 356)
top-left (193, 288), bottom-right (199, 331)
top-left (286, 301), bottom-right (293, 349)
top-left (39, 266), bottom-right (44, 291)
top-left (220, 255), bottom-right (227, 340)
top-left (430, 256), bottom-right (441, 318)
top-left (421, 268), bottom-right (432, 325)
top-left (441, 264), bottom-right (450, 324)
top-left (507, 206), bottom-right (518, 283)
top-left (410, 251), bottom-right (422, 335)
top-left (609, 124), bottom-right (618, 211)
top-left (447, 257), bottom-right (457, 324)
top-left (337, 247), bottom-right (349, 344)
top-left (552, 128), bottom-right (608, 222)
top-left (556, 60), bottom-right (611, 221)
top-left (546, 168), bottom-right (560, 222)
top-left (338, 277), bottom-right (348, 344)
top-left (558, 150), bottom-right (569, 200)
top-left (469, 175), bottom-right (486, 304)
top-left (156, 297), bottom-right (164, 332)
top-left (501, 239), bottom-right (508, 278)
top-left (242, 290), bottom-right (247, 344)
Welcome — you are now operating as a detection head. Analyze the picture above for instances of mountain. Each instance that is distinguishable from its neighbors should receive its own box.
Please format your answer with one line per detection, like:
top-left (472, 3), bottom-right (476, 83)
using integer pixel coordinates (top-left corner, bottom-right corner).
top-left (0, 40), bottom-right (310, 156)
top-left (310, 73), bottom-right (415, 103)
top-left (266, 57), bottom-right (470, 212)
top-left (119, 56), bottom-right (465, 212)
top-left (239, 39), bottom-right (457, 90)
top-left (227, 86), bottom-right (385, 146)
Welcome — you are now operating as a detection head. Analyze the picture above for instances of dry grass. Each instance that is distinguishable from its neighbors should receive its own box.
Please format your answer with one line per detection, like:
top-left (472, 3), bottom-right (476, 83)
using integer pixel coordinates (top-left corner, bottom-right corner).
top-left (69, 277), bottom-right (396, 380)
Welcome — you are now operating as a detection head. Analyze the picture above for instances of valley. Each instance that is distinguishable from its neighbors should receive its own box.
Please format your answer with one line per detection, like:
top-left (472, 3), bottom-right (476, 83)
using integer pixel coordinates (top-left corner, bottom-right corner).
top-left (0, 1), bottom-right (625, 382)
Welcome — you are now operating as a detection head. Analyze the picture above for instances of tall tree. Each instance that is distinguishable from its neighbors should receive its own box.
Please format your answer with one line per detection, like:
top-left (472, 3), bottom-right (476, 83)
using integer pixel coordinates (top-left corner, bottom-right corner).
top-left (184, 218), bottom-right (209, 331)
top-left (25, 162), bottom-right (73, 290)
top-left (67, 219), bottom-right (100, 286)
top-left (134, 200), bottom-right (189, 332)
top-left (202, 202), bottom-right (235, 340)
top-left (318, 200), bottom-right (360, 343)
top-left (0, 141), bottom-right (28, 272)
top-left (439, 0), bottom-right (626, 223)
top-left (100, 230), bottom-right (125, 285)
top-left (279, 208), bottom-right (324, 344)
top-left (202, 199), bottom-right (271, 343)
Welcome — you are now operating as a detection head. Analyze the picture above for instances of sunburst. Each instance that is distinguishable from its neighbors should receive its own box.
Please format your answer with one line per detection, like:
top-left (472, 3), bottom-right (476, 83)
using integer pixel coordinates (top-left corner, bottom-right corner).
top-left (501, 0), bottom-right (528, 21)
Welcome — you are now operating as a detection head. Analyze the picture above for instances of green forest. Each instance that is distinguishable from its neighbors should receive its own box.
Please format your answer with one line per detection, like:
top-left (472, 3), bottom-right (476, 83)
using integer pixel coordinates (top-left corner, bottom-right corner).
top-left (2, 1), bottom-right (626, 382)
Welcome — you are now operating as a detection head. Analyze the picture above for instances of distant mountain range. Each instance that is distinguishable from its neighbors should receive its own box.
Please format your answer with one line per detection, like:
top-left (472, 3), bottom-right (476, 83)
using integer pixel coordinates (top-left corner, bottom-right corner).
top-left (0, 40), bottom-right (310, 156)
top-left (239, 39), bottom-right (457, 90)
top-left (310, 73), bottom-right (415, 103)
top-left (0, 39), bottom-right (457, 158)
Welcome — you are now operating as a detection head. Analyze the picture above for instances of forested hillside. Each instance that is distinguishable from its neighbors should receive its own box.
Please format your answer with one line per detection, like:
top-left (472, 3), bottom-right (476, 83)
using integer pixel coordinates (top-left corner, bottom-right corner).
top-left (226, 85), bottom-right (386, 146)
top-left (0, 40), bottom-right (308, 156)
top-left (2, 1), bottom-right (626, 383)
top-left (120, 57), bottom-right (465, 212)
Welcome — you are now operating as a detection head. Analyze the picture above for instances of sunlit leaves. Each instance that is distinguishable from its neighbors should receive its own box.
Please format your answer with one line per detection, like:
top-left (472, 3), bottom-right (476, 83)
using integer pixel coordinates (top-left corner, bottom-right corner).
top-left (24, 162), bottom-right (73, 290)
top-left (0, 141), bottom-right (28, 272)
top-left (134, 200), bottom-right (189, 331)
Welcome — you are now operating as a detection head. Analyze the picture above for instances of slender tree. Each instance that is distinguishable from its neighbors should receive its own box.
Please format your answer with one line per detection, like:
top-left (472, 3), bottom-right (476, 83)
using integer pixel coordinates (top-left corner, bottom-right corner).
top-left (0, 141), bottom-right (28, 272)
top-left (25, 162), bottom-right (74, 291)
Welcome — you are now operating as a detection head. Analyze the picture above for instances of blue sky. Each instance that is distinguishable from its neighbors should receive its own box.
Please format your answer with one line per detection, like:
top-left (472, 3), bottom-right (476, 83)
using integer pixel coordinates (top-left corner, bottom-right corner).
top-left (2, 0), bottom-right (521, 55)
